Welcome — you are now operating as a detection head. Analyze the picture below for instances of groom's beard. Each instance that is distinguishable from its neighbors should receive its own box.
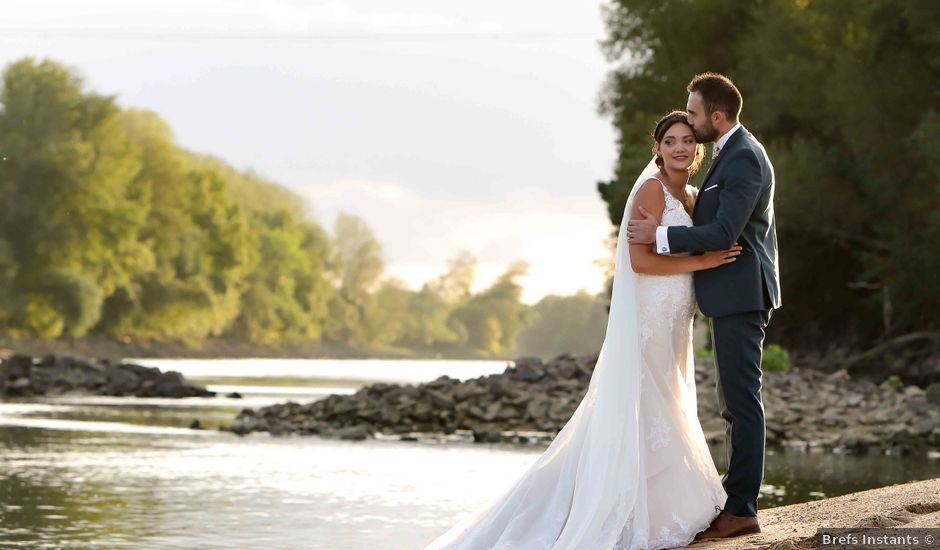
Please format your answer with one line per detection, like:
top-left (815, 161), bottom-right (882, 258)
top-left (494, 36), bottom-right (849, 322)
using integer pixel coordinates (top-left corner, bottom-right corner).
top-left (694, 120), bottom-right (720, 143)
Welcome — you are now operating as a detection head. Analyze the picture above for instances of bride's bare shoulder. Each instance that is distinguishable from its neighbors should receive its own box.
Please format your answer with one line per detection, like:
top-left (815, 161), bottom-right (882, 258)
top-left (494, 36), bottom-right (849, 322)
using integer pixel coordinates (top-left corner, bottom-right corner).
top-left (630, 178), bottom-right (666, 218)
top-left (634, 177), bottom-right (666, 201)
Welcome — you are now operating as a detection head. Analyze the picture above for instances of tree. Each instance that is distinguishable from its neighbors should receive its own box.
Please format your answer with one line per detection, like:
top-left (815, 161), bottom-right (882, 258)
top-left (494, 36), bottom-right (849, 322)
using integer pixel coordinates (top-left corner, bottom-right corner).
top-left (331, 212), bottom-right (384, 294)
top-left (0, 58), bottom-right (151, 337)
top-left (228, 210), bottom-right (332, 345)
top-left (516, 290), bottom-right (608, 359)
top-left (426, 250), bottom-right (475, 304)
top-left (598, 0), bottom-right (940, 348)
top-left (450, 260), bottom-right (533, 356)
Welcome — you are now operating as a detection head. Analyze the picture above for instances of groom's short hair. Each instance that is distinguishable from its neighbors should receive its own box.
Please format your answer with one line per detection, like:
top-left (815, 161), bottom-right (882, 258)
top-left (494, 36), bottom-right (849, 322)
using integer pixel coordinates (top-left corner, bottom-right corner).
top-left (687, 72), bottom-right (742, 123)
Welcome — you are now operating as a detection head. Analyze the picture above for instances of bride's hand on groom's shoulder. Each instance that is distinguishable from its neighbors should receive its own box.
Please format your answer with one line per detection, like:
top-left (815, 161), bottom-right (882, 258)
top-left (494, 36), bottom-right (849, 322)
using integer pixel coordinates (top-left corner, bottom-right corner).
top-left (699, 244), bottom-right (742, 270)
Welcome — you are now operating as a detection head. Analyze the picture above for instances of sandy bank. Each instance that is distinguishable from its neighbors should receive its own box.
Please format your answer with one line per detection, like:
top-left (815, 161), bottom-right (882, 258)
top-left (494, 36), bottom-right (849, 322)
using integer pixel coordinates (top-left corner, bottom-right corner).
top-left (689, 477), bottom-right (940, 549)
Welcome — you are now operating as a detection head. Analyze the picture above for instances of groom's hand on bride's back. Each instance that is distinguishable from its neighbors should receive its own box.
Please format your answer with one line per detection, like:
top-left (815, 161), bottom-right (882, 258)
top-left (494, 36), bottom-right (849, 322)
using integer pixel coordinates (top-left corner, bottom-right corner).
top-left (626, 206), bottom-right (658, 244)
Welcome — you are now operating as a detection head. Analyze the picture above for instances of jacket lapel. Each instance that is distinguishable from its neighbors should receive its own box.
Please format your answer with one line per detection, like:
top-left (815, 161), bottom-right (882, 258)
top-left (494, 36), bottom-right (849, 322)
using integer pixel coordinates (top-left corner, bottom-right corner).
top-left (694, 126), bottom-right (749, 217)
top-left (701, 126), bottom-right (747, 187)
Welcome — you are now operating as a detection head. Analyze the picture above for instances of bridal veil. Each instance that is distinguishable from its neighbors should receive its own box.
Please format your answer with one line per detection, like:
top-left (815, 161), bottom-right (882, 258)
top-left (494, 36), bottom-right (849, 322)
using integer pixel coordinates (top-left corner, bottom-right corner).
top-left (424, 158), bottom-right (662, 549)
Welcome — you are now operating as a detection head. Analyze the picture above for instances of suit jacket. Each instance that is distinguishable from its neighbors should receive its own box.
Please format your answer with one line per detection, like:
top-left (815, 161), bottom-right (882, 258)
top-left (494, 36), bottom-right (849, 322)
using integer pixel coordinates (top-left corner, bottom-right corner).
top-left (666, 126), bottom-right (781, 318)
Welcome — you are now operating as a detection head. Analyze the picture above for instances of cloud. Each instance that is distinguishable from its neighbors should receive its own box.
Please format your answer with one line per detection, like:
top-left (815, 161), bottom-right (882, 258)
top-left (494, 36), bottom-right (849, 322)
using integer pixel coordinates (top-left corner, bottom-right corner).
top-left (300, 179), bottom-right (613, 305)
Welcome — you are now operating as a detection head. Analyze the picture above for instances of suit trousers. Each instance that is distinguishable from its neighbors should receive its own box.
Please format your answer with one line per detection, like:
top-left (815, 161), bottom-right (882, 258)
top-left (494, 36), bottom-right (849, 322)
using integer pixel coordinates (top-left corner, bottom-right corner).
top-left (710, 306), bottom-right (772, 517)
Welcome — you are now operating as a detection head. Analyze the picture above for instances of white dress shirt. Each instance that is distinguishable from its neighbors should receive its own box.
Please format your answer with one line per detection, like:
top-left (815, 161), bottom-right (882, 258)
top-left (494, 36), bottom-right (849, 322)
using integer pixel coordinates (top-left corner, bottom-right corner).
top-left (654, 123), bottom-right (743, 255)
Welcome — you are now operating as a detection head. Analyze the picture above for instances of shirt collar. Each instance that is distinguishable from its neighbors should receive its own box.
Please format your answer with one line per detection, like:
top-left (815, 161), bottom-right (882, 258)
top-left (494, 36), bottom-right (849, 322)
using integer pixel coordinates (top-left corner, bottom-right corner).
top-left (713, 122), bottom-right (743, 157)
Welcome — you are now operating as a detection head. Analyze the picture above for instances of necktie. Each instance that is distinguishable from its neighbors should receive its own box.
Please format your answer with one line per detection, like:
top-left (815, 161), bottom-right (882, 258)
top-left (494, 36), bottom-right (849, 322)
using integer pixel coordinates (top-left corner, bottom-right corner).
top-left (712, 144), bottom-right (721, 159)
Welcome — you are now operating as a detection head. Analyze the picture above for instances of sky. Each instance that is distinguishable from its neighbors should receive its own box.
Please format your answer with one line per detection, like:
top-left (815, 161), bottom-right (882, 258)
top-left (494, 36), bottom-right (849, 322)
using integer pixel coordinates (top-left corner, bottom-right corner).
top-left (0, 1), bottom-right (623, 304)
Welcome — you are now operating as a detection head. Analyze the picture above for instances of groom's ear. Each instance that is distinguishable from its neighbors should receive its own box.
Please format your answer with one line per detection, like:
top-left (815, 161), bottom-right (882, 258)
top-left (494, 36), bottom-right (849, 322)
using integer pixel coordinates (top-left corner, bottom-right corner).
top-left (711, 109), bottom-right (725, 126)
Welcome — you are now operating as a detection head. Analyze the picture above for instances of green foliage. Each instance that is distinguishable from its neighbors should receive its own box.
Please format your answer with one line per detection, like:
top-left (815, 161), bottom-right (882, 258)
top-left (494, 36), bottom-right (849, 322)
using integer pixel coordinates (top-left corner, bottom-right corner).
top-left (16, 294), bottom-right (64, 339)
top-left (515, 290), bottom-right (608, 359)
top-left (450, 261), bottom-right (534, 357)
top-left (0, 58), bottom-right (152, 338)
top-left (880, 374), bottom-right (903, 391)
top-left (761, 344), bottom-right (791, 373)
top-left (694, 346), bottom-right (715, 361)
top-left (331, 213), bottom-right (384, 294)
top-left (228, 211), bottom-right (331, 345)
top-left (0, 56), bottom-right (542, 358)
top-left (0, 238), bottom-right (20, 324)
top-left (0, 58), bottom-right (328, 345)
top-left (393, 252), bottom-right (476, 350)
top-left (361, 279), bottom-right (412, 348)
top-left (425, 251), bottom-right (475, 304)
top-left (32, 269), bottom-right (104, 338)
top-left (599, 0), bottom-right (940, 348)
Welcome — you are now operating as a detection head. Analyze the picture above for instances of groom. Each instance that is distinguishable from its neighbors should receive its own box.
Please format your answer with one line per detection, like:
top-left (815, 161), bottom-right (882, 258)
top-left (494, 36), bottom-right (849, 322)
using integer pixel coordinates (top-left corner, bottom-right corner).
top-left (627, 72), bottom-right (781, 541)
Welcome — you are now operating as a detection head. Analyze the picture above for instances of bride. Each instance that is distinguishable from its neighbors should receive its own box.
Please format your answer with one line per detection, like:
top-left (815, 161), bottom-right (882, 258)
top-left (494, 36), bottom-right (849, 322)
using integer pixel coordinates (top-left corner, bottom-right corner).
top-left (423, 111), bottom-right (742, 550)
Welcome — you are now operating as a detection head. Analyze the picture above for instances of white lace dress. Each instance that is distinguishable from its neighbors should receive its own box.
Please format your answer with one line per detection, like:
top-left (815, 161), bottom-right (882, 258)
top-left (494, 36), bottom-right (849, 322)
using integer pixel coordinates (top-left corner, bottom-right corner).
top-left (423, 174), bottom-right (727, 550)
top-left (630, 178), bottom-right (727, 548)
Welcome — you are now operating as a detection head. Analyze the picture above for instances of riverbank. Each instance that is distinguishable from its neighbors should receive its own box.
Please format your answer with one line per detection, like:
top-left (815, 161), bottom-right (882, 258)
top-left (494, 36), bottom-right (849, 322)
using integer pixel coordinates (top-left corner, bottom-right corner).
top-left (690, 477), bottom-right (940, 549)
top-left (222, 352), bottom-right (940, 457)
top-left (0, 335), bottom-right (493, 361)
top-left (1, 335), bottom-right (395, 360)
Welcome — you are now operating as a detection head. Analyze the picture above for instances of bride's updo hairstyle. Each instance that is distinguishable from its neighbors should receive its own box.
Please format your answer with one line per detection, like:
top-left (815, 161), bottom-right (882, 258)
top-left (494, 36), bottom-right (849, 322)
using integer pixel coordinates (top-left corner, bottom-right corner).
top-left (651, 110), bottom-right (705, 176)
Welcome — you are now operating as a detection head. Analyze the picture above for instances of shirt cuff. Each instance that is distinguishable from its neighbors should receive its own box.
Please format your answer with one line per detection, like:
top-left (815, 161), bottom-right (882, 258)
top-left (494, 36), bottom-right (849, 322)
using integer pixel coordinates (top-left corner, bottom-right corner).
top-left (655, 226), bottom-right (670, 255)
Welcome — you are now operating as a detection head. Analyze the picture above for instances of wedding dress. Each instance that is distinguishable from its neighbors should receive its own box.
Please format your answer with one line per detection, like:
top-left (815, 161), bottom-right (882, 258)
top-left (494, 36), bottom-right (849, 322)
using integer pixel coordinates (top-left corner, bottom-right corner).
top-left (423, 158), bottom-right (727, 550)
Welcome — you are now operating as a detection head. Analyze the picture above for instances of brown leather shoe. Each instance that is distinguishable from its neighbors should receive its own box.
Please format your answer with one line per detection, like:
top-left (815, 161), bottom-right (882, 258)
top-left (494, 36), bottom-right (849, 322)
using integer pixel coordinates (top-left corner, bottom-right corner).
top-left (691, 510), bottom-right (761, 542)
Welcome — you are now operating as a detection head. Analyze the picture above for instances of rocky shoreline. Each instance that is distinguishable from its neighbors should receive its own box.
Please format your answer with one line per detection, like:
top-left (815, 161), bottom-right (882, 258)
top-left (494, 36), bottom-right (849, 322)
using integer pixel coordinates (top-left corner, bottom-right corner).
top-left (0, 353), bottom-right (217, 398)
top-left (222, 353), bottom-right (940, 457)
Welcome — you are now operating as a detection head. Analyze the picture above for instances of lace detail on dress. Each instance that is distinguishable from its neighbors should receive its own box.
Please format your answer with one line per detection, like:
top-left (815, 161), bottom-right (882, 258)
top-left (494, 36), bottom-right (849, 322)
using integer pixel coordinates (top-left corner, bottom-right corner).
top-left (639, 324), bottom-right (653, 348)
top-left (661, 190), bottom-right (684, 217)
top-left (672, 511), bottom-right (690, 533)
top-left (646, 511), bottom-right (714, 550)
top-left (612, 508), bottom-right (720, 550)
top-left (634, 179), bottom-right (696, 355)
top-left (646, 410), bottom-right (671, 451)
top-left (647, 175), bottom-right (691, 218)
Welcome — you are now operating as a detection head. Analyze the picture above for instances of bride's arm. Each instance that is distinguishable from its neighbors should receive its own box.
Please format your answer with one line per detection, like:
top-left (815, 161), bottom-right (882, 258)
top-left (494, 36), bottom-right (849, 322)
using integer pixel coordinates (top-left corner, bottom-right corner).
top-left (629, 180), bottom-right (740, 275)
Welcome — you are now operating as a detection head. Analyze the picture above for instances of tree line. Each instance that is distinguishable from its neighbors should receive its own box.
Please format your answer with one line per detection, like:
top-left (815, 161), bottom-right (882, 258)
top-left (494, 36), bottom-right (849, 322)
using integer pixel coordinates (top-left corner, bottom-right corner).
top-left (0, 58), bottom-right (608, 358)
top-left (597, 0), bottom-right (940, 349)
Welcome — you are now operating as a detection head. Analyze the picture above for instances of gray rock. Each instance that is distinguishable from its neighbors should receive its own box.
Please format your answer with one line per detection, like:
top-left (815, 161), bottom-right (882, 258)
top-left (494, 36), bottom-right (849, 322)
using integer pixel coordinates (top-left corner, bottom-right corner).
top-left (926, 383), bottom-right (940, 406)
top-left (217, 350), bottom-right (940, 456)
top-left (510, 364), bottom-right (545, 382)
top-left (524, 395), bottom-right (550, 421)
top-left (2, 354), bottom-right (33, 379)
top-left (472, 428), bottom-right (502, 443)
top-left (425, 388), bottom-right (455, 408)
top-left (838, 428), bottom-right (881, 449)
top-left (0, 353), bottom-right (214, 399)
top-left (426, 375), bottom-right (458, 390)
top-left (514, 356), bottom-right (544, 370)
top-left (336, 425), bottom-right (372, 440)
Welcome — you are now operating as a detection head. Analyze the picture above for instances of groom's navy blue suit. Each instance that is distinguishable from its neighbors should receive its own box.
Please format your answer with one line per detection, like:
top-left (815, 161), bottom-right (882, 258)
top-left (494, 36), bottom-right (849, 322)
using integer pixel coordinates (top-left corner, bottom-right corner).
top-left (665, 125), bottom-right (780, 517)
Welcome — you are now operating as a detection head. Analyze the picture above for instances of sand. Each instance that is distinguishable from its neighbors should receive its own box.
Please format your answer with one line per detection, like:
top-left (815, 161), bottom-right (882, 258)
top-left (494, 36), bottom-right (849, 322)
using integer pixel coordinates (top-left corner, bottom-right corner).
top-left (686, 477), bottom-right (940, 549)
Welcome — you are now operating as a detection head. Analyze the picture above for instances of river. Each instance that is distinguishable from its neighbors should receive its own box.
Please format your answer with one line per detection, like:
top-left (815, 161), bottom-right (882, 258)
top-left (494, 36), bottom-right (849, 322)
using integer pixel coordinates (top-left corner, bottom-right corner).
top-left (0, 358), bottom-right (937, 549)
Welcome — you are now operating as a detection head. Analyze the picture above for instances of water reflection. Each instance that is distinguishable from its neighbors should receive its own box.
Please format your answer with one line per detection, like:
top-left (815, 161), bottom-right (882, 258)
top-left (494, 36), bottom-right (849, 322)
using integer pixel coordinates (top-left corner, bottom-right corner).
top-left (0, 359), bottom-right (936, 549)
top-left (0, 427), bottom-right (158, 547)
top-left (755, 447), bottom-right (940, 508)
top-left (0, 421), bottom-right (938, 549)
top-left (0, 425), bottom-right (532, 549)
